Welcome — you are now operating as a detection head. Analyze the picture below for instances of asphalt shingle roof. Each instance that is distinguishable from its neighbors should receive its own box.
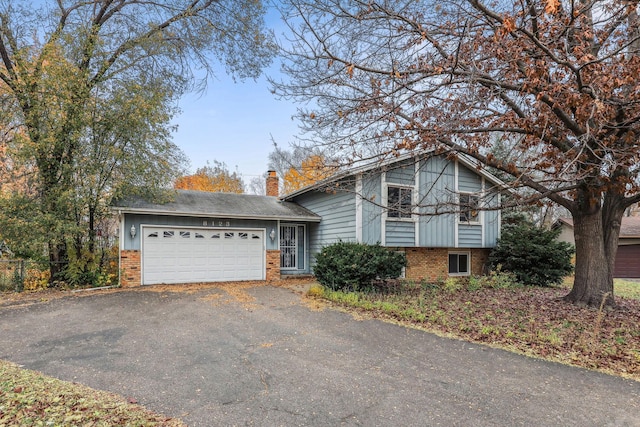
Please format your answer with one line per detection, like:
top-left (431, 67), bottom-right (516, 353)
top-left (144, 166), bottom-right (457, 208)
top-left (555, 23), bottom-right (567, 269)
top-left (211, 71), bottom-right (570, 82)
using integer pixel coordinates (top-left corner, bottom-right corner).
top-left (113, 190), bottom-right (320, 222)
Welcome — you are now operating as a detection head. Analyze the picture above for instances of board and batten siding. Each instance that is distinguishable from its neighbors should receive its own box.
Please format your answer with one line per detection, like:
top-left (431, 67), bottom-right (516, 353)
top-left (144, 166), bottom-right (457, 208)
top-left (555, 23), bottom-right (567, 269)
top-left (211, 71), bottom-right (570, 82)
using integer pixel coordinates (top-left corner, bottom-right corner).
top-left (361, 174), bottom-right (382, 244)
top-left (483, 192), bottom-right (501, 247)
top-left (385, 160), bottom-right (416, 186)
top-left (293, 186), bottom-right (357, 266)
top-left (457, 163), bottom-right (485, 248)
top-left (123, 214), bottom-right (278, 251)
top-left (458, 164), bottom-right (483, 193)
top-left (418, 156), bottom-right (456, 247)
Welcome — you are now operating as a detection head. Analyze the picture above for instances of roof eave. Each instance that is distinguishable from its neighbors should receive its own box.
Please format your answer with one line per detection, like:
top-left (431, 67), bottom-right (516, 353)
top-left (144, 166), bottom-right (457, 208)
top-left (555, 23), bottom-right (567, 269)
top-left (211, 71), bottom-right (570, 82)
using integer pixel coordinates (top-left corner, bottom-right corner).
top-left (110, 206), bottom-right (321, 222)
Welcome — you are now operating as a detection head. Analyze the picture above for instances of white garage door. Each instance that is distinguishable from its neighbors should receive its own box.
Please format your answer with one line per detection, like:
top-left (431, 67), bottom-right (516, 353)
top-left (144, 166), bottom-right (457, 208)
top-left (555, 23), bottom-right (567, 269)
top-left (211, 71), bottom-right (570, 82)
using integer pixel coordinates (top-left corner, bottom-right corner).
top-left (142, 226), bottom-right (265, 285)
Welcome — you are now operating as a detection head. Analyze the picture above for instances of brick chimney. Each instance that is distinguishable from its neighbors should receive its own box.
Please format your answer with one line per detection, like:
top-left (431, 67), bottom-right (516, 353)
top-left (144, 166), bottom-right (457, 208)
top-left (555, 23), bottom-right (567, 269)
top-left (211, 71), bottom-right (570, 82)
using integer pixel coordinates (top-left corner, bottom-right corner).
top-left (266, 170), bottom-right (279, 197)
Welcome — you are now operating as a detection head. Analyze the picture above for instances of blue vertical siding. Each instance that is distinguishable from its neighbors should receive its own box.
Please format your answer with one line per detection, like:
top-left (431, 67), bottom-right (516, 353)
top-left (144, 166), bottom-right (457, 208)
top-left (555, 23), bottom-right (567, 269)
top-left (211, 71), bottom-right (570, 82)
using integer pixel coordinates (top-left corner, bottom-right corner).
top-left (418, 156), bottom-right (456, 247)
top-left (385, 160), bottom-right (416, 185)
top-left (483, 192), bottom-right (500, 247)
top-left (458, 164), bottom-right (483, 192)
top-left (361, 174), bottom-right (382, 244)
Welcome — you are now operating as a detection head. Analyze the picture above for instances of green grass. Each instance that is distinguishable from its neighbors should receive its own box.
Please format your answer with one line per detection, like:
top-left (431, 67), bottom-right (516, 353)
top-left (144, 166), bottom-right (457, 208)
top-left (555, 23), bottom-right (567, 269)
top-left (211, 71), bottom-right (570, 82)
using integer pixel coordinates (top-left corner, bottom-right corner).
top-left (613, 279), bottom-right (640, 300)
top-left (560, 277), bottom-right (640, 300)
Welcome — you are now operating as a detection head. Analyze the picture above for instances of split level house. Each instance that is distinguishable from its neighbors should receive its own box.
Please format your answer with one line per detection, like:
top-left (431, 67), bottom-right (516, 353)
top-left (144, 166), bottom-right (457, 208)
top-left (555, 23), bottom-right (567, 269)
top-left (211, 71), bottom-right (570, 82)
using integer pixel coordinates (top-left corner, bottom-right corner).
top-left (113, 152), bottom-right (505, 287)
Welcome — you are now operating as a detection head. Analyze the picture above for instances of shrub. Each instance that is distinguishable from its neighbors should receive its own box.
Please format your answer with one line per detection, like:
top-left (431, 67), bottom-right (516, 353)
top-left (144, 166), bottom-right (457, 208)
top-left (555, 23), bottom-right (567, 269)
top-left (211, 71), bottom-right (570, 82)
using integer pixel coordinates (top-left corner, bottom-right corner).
top-left (489, 215), bottom-right (574, 287)
top-left (313, 241), bottom-right (407, 291)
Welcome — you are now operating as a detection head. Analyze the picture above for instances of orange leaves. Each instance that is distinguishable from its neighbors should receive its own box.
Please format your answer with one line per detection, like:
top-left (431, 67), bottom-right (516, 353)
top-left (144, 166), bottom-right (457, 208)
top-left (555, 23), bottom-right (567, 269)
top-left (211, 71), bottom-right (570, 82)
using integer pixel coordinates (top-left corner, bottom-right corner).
top-left (544, 0), bottom-right (560, 15)
top-left (346, 64), bottom-right (354, 78)
top-left (283, 154), bottom-right (332, 194)
top-left (502, 16), bottom-right (516, 33)
top-left (174, 162), bottom-right (244, 194)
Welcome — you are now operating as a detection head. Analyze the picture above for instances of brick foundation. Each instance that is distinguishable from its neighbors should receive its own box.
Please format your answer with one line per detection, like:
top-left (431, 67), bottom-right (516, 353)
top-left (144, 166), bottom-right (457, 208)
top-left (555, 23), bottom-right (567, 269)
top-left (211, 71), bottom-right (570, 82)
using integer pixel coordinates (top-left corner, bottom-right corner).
top-left (266, 249), bottom-right (281, 282)
top-left (120, 250), bottom-right (141, 287)
top-left (403, 247), bottom-right (491, 281)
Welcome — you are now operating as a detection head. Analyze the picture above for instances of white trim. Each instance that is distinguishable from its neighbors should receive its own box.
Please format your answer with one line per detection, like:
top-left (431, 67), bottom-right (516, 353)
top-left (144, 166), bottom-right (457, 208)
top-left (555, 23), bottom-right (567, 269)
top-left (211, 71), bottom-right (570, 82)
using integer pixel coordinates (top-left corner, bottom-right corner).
top-left (381, 172), bottom-right (386, 245)
top-left (355, 174), bottom-right (363, 243)
top-left (454, 161), bottom-right (459, 248)
top-left (383, 182), bottom-right (417, 222)
top-left (118, 211), bottom-right (125, 286)
top-left (140, 224), bottom-right (267, 285)
top-left (458, 192), bottom-right (482, 225)
top-left (481, 177), bottom-right (486, 247)
top-left (279, 224), bottom-right (306, 271)
top-left (497, 193), bottom-right (502, 240)
top-left (414, 160), bottom-right (420, 246)
top-left (112, 207), bottom-right (320, 222)
top-left (448, 250), bottom-right (471, 276)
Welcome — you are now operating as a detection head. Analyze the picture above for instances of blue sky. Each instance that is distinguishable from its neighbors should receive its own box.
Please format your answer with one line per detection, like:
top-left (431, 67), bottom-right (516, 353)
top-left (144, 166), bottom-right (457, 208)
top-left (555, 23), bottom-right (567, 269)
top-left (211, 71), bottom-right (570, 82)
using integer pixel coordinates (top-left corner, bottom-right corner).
top-left (171, 4), bottom-right (300, 182)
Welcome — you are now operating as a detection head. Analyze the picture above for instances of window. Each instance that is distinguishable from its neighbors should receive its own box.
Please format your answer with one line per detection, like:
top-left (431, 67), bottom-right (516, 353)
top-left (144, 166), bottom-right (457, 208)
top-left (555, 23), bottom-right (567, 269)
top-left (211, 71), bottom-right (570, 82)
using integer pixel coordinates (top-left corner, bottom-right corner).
top-left (147, 232), bottom-right (158, 238)
top-left (449, 252), bottom-right (470, 275)
top-left (211, 232), bottom-right (221, 239)
top-left (224, 232), bottom-right (234, 239)
top-left (179, 231), bottom-right (191, 238)
top-left (239, 232), bottom-right (248, 239)
top-left (163, 231), bottom-right (174, 238)
top-left (459, 193), bottom-right (480, 223)
top-left (195, 233), bottom-right (204, 239)
top-left (387, 186), bottom-right (413, 219)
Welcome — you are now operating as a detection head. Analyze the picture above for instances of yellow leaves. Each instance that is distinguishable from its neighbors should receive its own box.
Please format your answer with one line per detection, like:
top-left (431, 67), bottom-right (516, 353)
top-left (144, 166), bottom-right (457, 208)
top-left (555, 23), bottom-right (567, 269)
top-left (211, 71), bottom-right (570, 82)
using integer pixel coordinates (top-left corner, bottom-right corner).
top-left (174, 163), bottom-right (244, 194)
top-left (544, 0), bottom-right (560, 15)
top-left (283, 154), bottom-right (332, 194)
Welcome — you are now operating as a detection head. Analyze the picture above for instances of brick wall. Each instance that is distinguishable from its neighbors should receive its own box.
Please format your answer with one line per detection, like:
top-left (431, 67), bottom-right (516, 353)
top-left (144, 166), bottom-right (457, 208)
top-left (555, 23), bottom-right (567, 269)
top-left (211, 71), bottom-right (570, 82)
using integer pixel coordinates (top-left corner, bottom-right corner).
top-left (405, 248), bottom-right (449, 281)
top-left (470, 248), bottom-right (491, 276)
top-left (404, 247), bottom-right (491, 281)
top-left (120, 250), bottom-right (141, 287)
top-left (266, 249), bottom-right (281, 281)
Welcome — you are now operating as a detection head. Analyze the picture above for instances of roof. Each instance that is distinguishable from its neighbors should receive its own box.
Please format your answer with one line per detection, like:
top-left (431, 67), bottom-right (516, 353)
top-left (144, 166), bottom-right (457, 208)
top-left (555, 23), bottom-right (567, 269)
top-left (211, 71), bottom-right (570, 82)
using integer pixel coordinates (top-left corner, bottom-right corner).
top-left (112, 190), bottom-right (321, 222)
top-left (557, 217), bottom-right (640, 239)
top-left (281, 151), bottom-right (507, 200)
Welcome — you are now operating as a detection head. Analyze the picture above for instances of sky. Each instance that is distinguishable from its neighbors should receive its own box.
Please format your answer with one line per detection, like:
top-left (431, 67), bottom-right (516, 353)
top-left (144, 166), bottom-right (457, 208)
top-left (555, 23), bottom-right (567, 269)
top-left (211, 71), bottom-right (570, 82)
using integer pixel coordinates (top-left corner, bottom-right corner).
top-left (170, 5), bottom-right (301, 183)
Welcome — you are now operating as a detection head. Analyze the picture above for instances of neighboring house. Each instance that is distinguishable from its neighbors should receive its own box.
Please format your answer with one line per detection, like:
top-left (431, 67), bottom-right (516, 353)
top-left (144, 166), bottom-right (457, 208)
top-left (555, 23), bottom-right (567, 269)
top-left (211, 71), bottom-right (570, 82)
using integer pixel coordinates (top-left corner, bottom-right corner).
top-left (555, 217), bottom-right (640, 278)
top-left (113, 154), bottom-right (504, 287)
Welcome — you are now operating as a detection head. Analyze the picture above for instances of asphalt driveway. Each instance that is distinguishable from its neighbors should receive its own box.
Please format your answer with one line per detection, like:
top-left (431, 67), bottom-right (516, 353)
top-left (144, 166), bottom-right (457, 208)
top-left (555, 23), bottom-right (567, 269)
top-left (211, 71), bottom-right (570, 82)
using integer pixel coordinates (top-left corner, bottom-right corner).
top-left (0, 283), bottom-right (638, 426)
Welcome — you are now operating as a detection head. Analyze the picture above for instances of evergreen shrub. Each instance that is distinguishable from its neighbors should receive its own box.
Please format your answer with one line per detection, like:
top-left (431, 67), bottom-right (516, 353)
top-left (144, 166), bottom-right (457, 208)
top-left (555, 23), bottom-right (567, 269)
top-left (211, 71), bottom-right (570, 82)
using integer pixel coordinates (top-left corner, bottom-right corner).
top-left (313, 241), bottom-right (407, 291)
top-left (489, 215), bottom-right (574, 287)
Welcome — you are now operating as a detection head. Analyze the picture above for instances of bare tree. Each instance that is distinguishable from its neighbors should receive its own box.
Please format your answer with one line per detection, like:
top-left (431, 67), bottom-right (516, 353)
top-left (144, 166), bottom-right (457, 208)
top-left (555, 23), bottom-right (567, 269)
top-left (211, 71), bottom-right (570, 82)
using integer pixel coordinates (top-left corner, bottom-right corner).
top-left (273, 0), bottom-right (640, 307)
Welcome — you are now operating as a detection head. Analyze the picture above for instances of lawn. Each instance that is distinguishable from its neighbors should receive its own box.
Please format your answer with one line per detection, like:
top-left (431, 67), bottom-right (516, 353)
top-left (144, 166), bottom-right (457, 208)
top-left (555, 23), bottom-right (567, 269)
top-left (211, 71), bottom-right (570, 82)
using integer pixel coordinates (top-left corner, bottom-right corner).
top-left (0, 360), bottom-right (184, 426)
top-left (310, 276), bottom-right (640, 381)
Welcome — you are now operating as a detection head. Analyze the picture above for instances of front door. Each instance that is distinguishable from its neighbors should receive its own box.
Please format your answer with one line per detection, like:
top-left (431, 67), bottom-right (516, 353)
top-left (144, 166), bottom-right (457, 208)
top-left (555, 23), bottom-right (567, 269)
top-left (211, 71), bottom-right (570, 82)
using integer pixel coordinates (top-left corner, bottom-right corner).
top-left (280, 225), bottom-right (305, 270)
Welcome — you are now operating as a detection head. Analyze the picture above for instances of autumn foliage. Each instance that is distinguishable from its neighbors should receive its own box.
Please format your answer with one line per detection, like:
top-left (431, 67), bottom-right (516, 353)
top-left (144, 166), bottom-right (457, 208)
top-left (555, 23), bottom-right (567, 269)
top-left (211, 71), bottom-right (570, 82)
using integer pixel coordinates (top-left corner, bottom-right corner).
top-left (283, 154), bottom-right (332, 194)
top-left (276, 0), bottom-right (640, 307)
top-left (174, 162), bottom-right (244, 194)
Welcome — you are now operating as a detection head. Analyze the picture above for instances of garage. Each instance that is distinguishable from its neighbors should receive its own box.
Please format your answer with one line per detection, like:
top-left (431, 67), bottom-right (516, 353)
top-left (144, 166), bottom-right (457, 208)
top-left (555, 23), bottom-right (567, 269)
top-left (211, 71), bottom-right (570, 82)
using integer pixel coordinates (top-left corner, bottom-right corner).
top-left (613, 245), bottom-right (640, 278)
top-left (142, 226), bottom-right (265, 285)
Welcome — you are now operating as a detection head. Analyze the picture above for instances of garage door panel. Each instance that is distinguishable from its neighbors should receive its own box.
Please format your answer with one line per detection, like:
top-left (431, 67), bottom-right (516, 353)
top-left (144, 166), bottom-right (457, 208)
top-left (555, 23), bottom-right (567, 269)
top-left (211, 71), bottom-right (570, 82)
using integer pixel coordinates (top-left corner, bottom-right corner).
top-left (142, 226), bottom-right (265, 285)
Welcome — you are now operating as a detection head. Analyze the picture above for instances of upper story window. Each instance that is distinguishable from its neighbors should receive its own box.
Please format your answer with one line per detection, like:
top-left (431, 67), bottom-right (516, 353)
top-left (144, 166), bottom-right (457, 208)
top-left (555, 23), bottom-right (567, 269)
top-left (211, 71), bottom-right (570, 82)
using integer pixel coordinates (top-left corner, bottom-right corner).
top-left (459, 193), bottom-right (480, 223)
top-left (387, 186), bottom-right (413, 219)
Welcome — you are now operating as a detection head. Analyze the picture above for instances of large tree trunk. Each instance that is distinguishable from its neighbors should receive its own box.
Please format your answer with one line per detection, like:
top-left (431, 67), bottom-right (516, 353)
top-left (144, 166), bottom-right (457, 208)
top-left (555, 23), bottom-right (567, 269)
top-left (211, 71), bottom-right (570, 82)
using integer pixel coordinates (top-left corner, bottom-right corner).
top-left (564, 208), bottom-right (618, 307)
